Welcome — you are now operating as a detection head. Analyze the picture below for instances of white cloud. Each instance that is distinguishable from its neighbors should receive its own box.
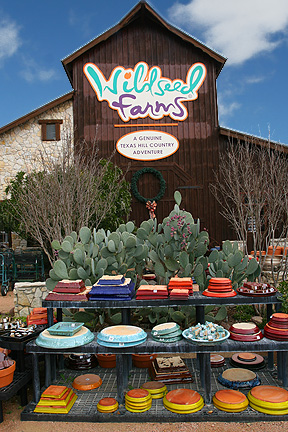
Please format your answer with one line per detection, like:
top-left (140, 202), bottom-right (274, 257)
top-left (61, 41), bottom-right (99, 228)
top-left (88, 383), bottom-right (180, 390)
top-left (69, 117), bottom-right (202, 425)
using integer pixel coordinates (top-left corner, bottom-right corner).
top-left (20, 56), bottom-right (57, 83)
top-left (0, 17), bottom-right (21, 62)
top-left (169, 0), bottom-right (288, 65)
top-left (218, 99), bottom-right (241, 118)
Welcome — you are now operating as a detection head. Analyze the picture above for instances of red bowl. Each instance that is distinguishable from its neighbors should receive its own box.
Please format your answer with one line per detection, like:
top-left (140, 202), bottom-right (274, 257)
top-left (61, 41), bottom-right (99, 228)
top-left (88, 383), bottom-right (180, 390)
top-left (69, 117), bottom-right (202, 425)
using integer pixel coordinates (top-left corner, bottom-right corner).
top-left (229, 331), bottom-right (263, 342)
top-left (229, 323), bottom-right (259, 335)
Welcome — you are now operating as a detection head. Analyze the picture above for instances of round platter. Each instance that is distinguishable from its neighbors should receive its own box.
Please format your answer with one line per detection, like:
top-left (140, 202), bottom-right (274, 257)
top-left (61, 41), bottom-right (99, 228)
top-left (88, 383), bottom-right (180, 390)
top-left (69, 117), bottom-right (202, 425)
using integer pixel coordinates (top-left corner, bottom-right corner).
top-left (229, 330), bottom-right (263, 342)
top-left (72, 374), bottom-right (102, 391)
top-left (96, 337), bottom-right (147, 348)
top-left (237, 287), bottom-right (277, 297)
top-left (163, 389), bottom-right (204, 413)
top-left (265, 323), bottom-right (288, 336)
top-left (213, 389), bottom-right (248, 412)
top-left (230, 353), bottom-right (265, 370)
top-left (218, 368), bottom-right (260, 389)
top-left (202, 289), bottom-right (237, 298)
top-left (36, 326), bottom-right (94, 349)
top-left (229, 323), bottom-right (259, 335)
top-left (209, 278), bottom-right (232, 284)
top-left (182, 328), bottom-right (230, 346)
top-left (97, 397), bottom-right (119, 413)
top-left (98, 325), bottom-right (147, 343)
top-left (249, 385), bottom-right (288, 406)
top-left (151, 322), bottom-right (180, 336)
top-left (125, 388), bottom-right (151, 402)
top-left (211, 354), bottom-right (225, 367)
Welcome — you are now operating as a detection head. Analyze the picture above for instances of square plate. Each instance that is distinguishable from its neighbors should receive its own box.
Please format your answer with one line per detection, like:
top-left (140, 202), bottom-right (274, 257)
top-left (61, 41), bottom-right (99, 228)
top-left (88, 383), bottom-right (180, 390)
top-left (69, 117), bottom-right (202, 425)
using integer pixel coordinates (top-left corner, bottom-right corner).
top-left (47, 322), bottom-right (84, 336)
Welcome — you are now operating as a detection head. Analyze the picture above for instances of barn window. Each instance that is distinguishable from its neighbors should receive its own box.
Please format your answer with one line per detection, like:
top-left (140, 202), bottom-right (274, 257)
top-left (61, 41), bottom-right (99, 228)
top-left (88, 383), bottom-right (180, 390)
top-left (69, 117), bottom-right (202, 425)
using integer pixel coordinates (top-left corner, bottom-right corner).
top-left (39, 119), bottom-right (63, 141)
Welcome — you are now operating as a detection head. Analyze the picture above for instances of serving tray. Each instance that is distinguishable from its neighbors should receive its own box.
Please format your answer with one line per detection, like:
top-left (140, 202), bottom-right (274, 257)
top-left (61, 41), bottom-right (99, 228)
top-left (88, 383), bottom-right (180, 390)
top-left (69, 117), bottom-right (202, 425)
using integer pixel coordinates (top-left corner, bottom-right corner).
top-left (47, 322), bottom-right (84, 336)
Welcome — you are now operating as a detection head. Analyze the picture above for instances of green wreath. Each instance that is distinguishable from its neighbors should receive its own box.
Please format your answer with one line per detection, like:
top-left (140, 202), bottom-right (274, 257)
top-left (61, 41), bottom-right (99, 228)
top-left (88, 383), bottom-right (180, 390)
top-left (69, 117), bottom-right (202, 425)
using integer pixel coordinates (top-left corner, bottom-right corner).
top-left (131, 168), bottom-right (166, 203)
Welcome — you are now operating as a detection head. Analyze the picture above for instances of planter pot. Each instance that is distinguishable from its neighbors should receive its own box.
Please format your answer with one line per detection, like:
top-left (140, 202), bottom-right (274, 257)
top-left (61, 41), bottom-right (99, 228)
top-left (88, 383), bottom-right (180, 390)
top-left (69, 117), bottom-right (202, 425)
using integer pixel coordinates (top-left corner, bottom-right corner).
top-left (96, 354), bottom-right (116, 368)
top-left (0, 360), bottom-right (16, 388)
top-left (132, 354), bottom-right (157, 368)
top-left (268, 246), bottom-right (283, 256)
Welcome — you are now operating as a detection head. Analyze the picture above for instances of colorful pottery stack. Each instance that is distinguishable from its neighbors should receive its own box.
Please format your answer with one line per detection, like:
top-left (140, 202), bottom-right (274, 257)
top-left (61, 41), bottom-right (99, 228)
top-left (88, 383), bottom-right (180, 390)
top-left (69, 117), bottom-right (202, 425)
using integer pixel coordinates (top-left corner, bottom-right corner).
top-left (36, 323), bottom-right (94, 349)
top-left (125, 388), bottom-right (152, 412)
top-left (218, 368), bottom-right (261, 389)
top-left (141, 381), bottom-right (167, 399)
top-left (150, 356), bottom-right (193, 384)
top-left (26, 307), bottom-right (56, 326)
top-left (136, 285), bottom-right (168, 300)
top-left (66, 353), bottom-right (98, 370)
top-left (163, 389), bottom-right (204, 414)
top-left (230, 353), bottom-right (265, 370)
top-left (97, 325), bottom-right (147, 348)
top-left (34, 385), bottom-right (77, 413)
top-left (213, 389), bottom-right (248, 412)
top-left (132, 354), bottom-right (157, 368)
top-left (264, 313), bottom-right (288, 341)
top-left (0, 351), bottom-right (15, 388)
top-left (88, 275), bottom-right (135, 301)
top-left (237, 281), bottom-right (277, 297)
top-left (168, 277), bottom-right (193, 298)
top-left (97, 397), bottom-right (119, 413)
top-left (210, 354), bottom-right (225, 368)
top-left (151, 322), bottom-right (182, 343)
top-left (202, 277), bottom-right (237, 298)
top-left (182, 321), bottom-right (229, 345)
top-left (248, 385), bottom-right (288, 415)
top-left (72, 374), bottom-right (102, 391)
top-left (96, 354), bottom-right (116, 368)
top-left (45, 279), bottom-right (91, 302)
top-left (229, 322), bottom-right (263, 342)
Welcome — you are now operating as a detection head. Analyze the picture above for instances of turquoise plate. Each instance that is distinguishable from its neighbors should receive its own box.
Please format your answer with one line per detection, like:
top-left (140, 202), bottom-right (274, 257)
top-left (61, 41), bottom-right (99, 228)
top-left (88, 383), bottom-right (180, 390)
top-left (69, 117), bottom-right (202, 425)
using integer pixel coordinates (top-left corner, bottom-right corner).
top-left (97, 336), bottom-right (147, 348)
top-left (47, 322), bottom-right (84, 336)
top-left (36, 326), bottom-right (94, 349)
top-left (98, 325), bottom-right (147, 343)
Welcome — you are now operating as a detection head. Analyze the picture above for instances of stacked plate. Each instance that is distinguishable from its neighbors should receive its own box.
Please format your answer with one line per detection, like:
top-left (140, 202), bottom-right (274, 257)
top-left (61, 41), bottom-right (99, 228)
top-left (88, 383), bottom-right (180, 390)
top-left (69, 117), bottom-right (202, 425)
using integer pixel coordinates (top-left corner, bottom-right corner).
top-left (136, 285), bottom-right (168, 300)
top-left (230, 353), bottom-right (265, 370)
top-left (72, 374), bottom-right (102, 391)
top-left (89, 275), bottom-right (135, 301)
top-left (97, 397), bottom-right (119, 413)
top-left (202, 277), bottom-right (237, 298)
top-left (141, 381), bottom-right (167, 399)
top-left (218, 368), bottom-right (261, 390)
top-left (248, 385), bottom-right (288, 415)
top-left (211, 354), bottom-right (225, 368)
top-left (213, 389), bottom-right (248, 412)
top-left (237, 281), bottom-right (277, 297)
top-left (168, 277), bottom-right (193, 296)
top-left (229, 322), bottom-right (263, 342)
top-left (150, 356), bottom-right (193, 384)
top-left (125, 389), bottom-right (152, 412)
top-left (163, 389), bottom-right (204, 414)
top-left (151, 322), bottom-right (182, 343)
top-left (97, 325), bottom-right (147, 348)
top-left (264, 313), bottom-right (288, 341)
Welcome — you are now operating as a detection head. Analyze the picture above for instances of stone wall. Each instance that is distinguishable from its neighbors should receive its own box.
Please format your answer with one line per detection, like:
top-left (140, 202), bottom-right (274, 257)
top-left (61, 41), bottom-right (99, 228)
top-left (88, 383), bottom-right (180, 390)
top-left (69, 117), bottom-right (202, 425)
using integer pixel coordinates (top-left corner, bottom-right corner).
top-left (0, 99), bottom-right (73, 199)
top-left (13, 282), bottom-right (49, 317)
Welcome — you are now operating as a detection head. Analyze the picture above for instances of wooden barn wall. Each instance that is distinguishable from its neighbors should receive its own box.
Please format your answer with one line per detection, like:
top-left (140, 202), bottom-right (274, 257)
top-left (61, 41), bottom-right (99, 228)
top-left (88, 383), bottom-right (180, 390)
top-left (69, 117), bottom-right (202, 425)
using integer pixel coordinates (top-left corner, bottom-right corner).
top-left (72, 13), bottom-right (226, 246)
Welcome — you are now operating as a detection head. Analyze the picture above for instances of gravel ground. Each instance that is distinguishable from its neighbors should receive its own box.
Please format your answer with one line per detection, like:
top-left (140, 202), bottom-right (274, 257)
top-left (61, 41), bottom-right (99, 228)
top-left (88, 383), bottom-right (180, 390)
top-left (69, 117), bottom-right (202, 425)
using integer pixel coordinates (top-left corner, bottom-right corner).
top-left (1, 289), bottom-right (288, 430)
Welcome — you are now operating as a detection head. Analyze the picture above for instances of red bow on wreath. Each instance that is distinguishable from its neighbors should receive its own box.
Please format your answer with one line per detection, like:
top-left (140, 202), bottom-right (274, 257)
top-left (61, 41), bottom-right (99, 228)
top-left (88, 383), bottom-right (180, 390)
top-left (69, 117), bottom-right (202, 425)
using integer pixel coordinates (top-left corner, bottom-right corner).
top-left (146, 200), bottom-right (157, 219)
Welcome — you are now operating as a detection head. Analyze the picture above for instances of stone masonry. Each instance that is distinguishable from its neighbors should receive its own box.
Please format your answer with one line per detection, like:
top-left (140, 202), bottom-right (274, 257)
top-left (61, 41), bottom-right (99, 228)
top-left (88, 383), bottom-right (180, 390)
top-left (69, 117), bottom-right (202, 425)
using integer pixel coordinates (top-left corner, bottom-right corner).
top-left (13, 282), bottom-right (49, 317)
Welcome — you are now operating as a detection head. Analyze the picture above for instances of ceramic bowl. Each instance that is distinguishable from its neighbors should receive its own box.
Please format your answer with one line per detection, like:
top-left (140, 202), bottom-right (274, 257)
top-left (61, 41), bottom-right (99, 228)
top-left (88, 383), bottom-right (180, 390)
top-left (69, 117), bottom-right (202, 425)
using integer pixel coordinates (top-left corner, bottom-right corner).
top-left (98, 325), bottom-right (147, 343)
top-left (36, 326), bottom-right (94, 349)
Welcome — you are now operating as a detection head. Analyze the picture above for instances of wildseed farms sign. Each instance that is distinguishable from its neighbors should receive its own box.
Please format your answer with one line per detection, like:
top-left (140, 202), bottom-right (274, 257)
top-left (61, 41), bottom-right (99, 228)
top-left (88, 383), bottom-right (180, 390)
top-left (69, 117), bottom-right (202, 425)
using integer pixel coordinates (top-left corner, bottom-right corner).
top-left (83, 62), bottom-right (206, 122)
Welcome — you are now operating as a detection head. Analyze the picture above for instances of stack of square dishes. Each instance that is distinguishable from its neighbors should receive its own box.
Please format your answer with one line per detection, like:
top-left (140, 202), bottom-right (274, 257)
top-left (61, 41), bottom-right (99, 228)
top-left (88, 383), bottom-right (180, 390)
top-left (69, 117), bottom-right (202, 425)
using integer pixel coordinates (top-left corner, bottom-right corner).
top-left (230, 352), bottom-right (265, 370)
top-left (97, 325), bottom-right (147, 348)
top-left (182, 321), bottom-right (229, 345)
top-left (72, 374), bottom-right (102, 391)
top-left (213, 389), bottom-right (248, 412)
top-left (36, 322), bottom-right (94, 349)
top-left (34, 385), bottom-right (77, 414)
top-left (88, 275), bottom-right (135, 301)
top-left (163, 389), bottom-right (204, 414)
top-left (141, 381), bottom-right (167, 399)
top-left (264, 312), bottom-right (288, 341)
top-left (168, 277), bottom-right (193, 296)
top-left (125, 389), bottom-right (152, 412)
top-left (210, 354), bottom-right (225, 368)
top-left (229, 322), bottom-right (263, 342)
top-left (136, 285), bottom-right (168, 300)
top-left (202, 277), bottom-right (237, 297)
top-left (237, 281), bottom-right (277, 297)
top-left (97, 397), bottom-right (119, 413)
top-left (149, 356), bottom-right (193, 384)
top-left (151, 322), bottom-right (182, 343)
top-left (45, 279), bottom-right (91, 302)
top-left (218, 368), bottom-right (261, 390)
top-left (247, 385), bottom-right (288, 415)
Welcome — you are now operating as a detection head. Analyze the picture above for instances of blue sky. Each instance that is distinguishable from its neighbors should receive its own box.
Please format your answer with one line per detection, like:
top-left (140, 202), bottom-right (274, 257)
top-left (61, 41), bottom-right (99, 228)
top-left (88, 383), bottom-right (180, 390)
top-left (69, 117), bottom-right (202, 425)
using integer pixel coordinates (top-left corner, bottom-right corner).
top-left (1, 0), bottom-right (288, 144)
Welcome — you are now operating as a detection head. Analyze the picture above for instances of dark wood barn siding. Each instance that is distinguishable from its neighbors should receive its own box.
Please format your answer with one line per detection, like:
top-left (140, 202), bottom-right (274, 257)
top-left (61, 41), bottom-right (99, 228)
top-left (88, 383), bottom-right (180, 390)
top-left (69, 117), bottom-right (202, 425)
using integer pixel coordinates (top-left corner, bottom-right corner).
top-left (72, 12), bottom-right (225, 245)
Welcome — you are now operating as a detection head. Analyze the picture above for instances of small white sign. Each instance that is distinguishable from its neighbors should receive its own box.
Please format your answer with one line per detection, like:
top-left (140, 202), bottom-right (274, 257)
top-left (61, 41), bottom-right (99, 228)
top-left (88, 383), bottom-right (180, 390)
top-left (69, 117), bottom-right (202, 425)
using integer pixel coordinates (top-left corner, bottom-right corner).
top-left (116, 130), bottom-right (179, 161)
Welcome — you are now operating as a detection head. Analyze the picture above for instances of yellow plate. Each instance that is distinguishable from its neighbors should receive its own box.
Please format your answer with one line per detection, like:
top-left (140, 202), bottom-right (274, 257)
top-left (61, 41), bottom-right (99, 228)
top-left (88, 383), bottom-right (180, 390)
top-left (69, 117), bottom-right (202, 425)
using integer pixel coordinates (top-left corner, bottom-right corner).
top-left (97, 406), bottom-right (118, 413)
top-left (125, 394), bottom-right (152, 403)
top-left (248, 392), bottom-right (288, 410)
top-left (125, 404), bottom-right (152, 413)
top-left (142, 386), bottom-right (167, 394)
top-left (97, 402), bottom-right (118, 412)
top-left (213, 396), bottom-right (248, 410)
top-left (163, 395), bottom-right (204, 411)
top-left (213, 401), bottom-right (248, 412)
top-left (125, 400), bottom-right (153, 409)
top-left (164, 401), bottom-right (204, 414)
top-left (249, 401), bottom-right (288, 415)
top-left (151, 393), bottom-right (166, 399)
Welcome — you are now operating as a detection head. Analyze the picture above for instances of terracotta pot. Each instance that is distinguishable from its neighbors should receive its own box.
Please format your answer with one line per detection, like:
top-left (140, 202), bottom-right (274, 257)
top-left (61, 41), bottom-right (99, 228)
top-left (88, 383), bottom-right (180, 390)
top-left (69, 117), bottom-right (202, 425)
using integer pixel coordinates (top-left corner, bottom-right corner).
top-left (132, 354), bottom-right (157, 368)
top-left (268, 246), bottom-right (283, 256)
top-left (96, 354), bottom-right (116, 368)
top-left (0, 360), bottom-right (16, 388)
